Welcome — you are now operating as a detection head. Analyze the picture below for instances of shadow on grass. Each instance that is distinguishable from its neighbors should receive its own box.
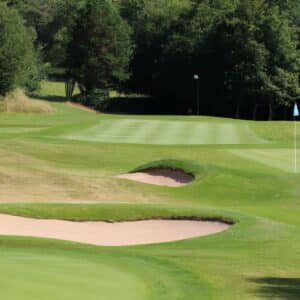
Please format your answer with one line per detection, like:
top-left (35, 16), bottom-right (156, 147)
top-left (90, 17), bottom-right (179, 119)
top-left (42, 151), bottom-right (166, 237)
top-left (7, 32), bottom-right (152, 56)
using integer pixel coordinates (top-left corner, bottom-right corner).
top-left (249, 277), bottom-right (300, 299)
top-left (32, 95), bottom-right (67, 103)
top-left (102, 97), bottom-right (161, 114)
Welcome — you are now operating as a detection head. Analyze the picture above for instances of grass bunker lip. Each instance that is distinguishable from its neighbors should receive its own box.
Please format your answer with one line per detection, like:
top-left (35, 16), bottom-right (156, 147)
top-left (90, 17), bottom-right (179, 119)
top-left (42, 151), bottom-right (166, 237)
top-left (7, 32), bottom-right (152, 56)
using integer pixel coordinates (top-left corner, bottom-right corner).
top-left (0, 214), bottom-right (230, 246)
top-left (118, 167), bottom-right (195, 187)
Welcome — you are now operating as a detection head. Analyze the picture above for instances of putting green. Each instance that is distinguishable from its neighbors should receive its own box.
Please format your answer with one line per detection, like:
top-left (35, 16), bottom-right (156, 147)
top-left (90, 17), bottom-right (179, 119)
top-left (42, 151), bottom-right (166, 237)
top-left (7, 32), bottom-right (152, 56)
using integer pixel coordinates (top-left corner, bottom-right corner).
top-left (63, 119), bottom-right (266, 145)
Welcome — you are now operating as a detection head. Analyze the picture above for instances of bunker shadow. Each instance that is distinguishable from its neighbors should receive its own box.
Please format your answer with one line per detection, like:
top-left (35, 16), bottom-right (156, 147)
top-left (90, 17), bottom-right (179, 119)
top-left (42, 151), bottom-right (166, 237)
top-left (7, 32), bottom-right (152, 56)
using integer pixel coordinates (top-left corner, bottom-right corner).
top-left (248, 277), bottom-right (300, 299)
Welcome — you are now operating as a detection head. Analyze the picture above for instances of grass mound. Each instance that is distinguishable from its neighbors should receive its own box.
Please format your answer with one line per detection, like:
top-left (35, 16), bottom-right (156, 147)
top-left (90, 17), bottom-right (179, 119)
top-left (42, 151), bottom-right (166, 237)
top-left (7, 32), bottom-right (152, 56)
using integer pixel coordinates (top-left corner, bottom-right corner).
top-left (1, 89), bottom-right (54, 113)
top-left (118, 160), bottom-right (200, 187)
top-left (0, 203), bottom-right (236, 224)
top-left (131, 159), bottom-right (201, 178)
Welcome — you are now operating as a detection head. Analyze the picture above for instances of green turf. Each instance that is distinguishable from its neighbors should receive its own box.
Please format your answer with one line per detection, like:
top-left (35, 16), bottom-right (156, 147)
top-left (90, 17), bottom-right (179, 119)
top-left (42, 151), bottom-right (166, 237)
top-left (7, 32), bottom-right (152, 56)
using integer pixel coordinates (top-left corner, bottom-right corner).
top-left (0, 81), bottom-right (300, 299)
top-left (229, 149), bottom-right (300, 173)
top-left (0, 248), bottom-right (149, 300)
top-left (63, 118), bottom-right (267, 145)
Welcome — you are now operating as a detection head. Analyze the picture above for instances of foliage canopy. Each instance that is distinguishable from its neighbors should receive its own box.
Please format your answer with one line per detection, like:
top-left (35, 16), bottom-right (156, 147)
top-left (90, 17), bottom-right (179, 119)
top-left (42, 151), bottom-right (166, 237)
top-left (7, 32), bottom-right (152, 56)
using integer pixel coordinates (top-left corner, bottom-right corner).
top-left (66, 0), bottom-right (133, 95)
top-left (0, 2), bottom-right (39, 96)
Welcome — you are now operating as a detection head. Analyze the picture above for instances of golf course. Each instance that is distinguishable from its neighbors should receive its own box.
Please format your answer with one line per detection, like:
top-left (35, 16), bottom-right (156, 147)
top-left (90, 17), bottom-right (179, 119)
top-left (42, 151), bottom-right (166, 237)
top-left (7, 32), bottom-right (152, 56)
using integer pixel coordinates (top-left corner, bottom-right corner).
top-left (1, 0), bottom-right (299, 298)
top-left (0, 81), bottom-right (299, 299)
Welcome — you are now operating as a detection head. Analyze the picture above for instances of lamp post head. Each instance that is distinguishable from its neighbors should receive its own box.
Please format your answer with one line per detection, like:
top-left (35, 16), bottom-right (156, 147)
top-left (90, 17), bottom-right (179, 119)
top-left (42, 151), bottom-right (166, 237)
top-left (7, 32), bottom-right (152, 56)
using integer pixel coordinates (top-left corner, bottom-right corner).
top-left (193, 74), bottom-right (199, 80)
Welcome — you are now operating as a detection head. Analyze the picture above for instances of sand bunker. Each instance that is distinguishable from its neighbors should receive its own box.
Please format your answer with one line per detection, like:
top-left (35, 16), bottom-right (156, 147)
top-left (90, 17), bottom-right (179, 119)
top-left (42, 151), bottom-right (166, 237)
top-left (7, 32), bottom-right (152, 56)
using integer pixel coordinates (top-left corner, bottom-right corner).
top-left (118, 168), bottom-right (194, 187)
top-left (0, 214), bottom-right (229, 246)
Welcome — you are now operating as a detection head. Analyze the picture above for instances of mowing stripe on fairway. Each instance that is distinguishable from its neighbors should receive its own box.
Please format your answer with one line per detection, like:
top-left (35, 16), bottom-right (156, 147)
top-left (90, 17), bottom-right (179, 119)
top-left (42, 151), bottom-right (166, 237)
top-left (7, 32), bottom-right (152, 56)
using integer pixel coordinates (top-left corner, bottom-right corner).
top-left (63, 119), bottom-right (267, 145)
top-left (229, 149), bottom-right (300, 173)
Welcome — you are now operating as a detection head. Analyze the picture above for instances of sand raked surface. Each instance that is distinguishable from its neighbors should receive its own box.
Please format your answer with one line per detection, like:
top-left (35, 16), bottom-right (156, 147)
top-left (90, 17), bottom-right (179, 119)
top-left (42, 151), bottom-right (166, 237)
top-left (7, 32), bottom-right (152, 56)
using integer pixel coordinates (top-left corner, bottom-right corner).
top-left (118, 168), bottom-right (194, 187)
top-left (0, 214), bottom-right (229, 246)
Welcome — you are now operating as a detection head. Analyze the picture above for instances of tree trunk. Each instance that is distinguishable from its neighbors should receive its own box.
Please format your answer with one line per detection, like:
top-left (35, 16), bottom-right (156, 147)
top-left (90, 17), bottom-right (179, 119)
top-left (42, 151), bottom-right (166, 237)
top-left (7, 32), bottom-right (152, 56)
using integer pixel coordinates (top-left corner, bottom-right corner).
top-left (268, 103), bottom-right (273, 121)
top-left (0, 99), bottom-right (4, 112)
top-left (235, 103), bottom-right (240, 119)
top-left (65, 79), bottom-right (75, 99)
top-left (253, 104), bottom-right (258, 120)
top-left (77, 83), bottom-right (87, 103)
top-left (78, 83), bottom-right (86, 95)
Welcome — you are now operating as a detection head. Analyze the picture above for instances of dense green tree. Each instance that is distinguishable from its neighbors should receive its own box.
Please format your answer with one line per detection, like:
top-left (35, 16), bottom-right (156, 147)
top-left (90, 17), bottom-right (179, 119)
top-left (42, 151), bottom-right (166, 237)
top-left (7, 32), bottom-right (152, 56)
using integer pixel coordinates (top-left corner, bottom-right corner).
top-left (3, 0), bottom-right (299, 118)
top-left (153, 0), bottom-right (240, 113)
top-left (260, 5), bottom-right (300, 119)
top-left (45, 0), bottom-right (86, 67)
top-left (207, 0), bottom-right (300, 119)
top-left (119, 0), bottom-right (299, 118)
top-left (118, 0), bottom-right (191, 95)
top-left (0, 2), bottom-right (40, 95)
top-left (5, 0), bottom-right (82, 67)
top-left (6, 0), bottom-right (58, 44)
top-left (66, 0), bottom-right (133, 101)
top-left (213, 0), bottom-right (268, 118)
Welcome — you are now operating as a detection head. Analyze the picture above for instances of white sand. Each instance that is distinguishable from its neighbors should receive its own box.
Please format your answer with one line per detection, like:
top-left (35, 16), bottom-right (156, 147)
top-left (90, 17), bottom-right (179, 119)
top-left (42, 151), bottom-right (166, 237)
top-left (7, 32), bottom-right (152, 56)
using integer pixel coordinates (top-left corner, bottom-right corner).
top-left (0, 214), bottom-right (229, 246)
top-left (118, 168), bottom-right (194, 187)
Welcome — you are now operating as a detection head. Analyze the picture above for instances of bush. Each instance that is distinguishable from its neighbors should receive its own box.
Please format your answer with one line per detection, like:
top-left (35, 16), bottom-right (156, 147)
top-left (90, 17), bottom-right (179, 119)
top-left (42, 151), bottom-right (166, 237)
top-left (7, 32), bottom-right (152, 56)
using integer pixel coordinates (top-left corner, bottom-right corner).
top-left (89, 89), bottom-right (109, 111)
top-left (80, 89), bottom-right (109, 111)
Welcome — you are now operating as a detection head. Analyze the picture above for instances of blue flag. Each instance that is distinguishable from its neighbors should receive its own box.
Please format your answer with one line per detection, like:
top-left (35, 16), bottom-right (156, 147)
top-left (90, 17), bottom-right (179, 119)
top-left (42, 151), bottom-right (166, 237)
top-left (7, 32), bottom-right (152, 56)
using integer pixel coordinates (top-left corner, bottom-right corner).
top-left (294, 103), bottom-right (300, 118)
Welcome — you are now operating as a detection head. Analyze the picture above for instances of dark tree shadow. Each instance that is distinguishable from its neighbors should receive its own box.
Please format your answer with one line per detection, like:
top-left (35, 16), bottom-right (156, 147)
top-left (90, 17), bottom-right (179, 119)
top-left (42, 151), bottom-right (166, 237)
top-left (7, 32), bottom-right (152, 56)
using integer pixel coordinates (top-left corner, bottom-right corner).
top-left (249, 277), bottom-right (300, 299)
top-left (31, 95), bottom-right (67, 103)
top-left (102, 97), bottom-right (160, 114)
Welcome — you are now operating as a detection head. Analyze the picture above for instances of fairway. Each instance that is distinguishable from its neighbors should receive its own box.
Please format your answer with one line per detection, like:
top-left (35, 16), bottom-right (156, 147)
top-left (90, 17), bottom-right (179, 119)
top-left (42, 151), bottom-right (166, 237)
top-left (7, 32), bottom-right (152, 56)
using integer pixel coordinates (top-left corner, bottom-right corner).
top-left (0, 248), bottom-right (148, 300)
top-left (230, 149), bottom-right (300, 173)
top-left (64, 118), bottom-right (267, 145)
top-left (1, 101), bottom-right (300, 300)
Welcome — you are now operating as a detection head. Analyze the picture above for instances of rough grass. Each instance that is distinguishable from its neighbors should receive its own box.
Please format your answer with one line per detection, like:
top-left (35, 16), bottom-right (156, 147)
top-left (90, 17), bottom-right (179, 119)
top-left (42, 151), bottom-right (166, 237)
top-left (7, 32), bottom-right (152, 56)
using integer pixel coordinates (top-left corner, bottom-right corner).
top-left (1, 89), bottom-right (54, 113)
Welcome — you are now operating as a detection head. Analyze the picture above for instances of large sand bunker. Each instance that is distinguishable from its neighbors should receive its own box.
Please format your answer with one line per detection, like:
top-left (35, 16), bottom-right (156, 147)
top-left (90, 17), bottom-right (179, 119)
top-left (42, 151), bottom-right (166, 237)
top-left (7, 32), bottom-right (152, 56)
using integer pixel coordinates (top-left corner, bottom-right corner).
top-left (118, 168), bottom-right (194, 187)
top-left (0, 214), bottom-right (229, 246)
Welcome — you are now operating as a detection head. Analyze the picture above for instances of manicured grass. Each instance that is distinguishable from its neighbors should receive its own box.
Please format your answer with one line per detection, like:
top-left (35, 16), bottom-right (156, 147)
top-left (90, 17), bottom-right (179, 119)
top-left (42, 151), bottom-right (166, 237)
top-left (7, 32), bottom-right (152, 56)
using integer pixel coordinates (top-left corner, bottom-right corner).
top-left (63, 118), bottom-right (267, 145)
top-left (0, 82), bottom-right (300, 299)
top-left (229, 148), bottom-right (300, 173)
top-left (0, 248), bottom-right (149, 300)
top-left (0, 203), bottom-right (236, 223)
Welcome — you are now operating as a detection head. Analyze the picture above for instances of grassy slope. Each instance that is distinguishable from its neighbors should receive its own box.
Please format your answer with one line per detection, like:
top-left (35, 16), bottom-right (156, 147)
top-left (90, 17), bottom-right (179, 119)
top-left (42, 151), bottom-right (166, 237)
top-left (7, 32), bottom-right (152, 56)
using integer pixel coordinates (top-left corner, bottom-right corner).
top-left (0, 81), bottom-right (300, 299)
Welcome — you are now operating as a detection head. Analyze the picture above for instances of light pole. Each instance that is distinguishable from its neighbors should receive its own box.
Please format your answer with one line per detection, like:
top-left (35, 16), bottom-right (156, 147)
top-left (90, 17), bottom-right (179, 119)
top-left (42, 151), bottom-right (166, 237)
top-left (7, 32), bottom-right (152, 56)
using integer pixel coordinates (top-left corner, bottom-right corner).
top-left (193, 74), bottom-right (200, 115)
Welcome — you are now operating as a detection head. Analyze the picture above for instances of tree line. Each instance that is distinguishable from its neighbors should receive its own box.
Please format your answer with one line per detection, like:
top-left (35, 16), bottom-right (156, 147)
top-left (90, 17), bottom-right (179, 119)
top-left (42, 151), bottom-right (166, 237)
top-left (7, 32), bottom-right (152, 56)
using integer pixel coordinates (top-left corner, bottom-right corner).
top-left (1, 0), bottom-right (299, 119)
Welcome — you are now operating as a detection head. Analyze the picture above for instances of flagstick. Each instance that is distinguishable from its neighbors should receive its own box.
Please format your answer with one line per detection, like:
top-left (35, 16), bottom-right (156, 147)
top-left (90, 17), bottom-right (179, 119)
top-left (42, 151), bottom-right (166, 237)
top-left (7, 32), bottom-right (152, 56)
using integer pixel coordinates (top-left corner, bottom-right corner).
top-left (295, 117), bottom-right (297, 173)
